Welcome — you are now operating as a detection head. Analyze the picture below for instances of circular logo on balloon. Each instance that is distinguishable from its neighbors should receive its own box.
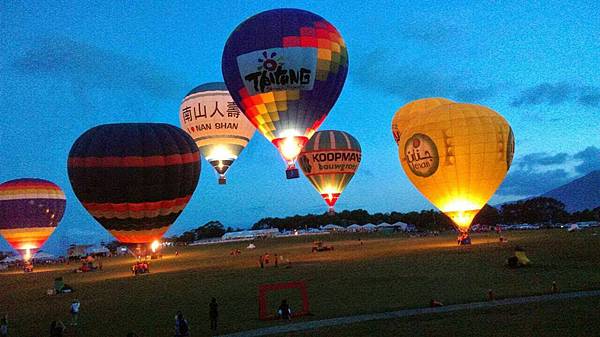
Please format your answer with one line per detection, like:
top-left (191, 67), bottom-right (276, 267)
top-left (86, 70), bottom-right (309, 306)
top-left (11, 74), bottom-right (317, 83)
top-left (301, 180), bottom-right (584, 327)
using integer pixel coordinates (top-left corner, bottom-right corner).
top-left (404, 133), bottom-right (439, 177)
top-left (506, 127), bottom-right (515, 170)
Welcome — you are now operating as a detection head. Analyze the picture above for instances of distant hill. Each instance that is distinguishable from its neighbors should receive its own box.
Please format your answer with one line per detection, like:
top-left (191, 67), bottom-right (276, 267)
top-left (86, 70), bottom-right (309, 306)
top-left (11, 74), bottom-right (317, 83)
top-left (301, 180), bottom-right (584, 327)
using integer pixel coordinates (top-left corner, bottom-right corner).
top-left (542, 170), bottom-right (600, 212)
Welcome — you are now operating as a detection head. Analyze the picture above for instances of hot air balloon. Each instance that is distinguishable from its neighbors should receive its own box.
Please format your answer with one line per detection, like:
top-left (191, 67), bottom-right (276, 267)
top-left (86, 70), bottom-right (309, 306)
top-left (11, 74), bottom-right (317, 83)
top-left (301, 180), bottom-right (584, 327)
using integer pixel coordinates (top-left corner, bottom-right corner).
top-left (67, 123), bottom-right (200, 254)
top-left (222, 8), bottom-right (349, 179)
top-left (0, 178), bottom-right (66, 261)
top-left (179, 82), bottom-right (255, 184)
top-left (391, 98), bottom-right (454, 145)
top-left (398, 103), bottom-right (514, 243)
top-left (298, 130), bottom-right (361, 213)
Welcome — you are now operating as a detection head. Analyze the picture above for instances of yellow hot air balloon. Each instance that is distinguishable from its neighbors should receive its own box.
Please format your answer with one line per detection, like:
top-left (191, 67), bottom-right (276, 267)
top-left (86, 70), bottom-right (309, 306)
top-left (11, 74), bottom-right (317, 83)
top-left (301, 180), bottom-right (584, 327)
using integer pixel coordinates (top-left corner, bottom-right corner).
top-left (179, 82), bottom-right (255, 184)
top-left (398, 103), bottom-right (515, 241)
top-left (391, 98), bottom-right (454, 145)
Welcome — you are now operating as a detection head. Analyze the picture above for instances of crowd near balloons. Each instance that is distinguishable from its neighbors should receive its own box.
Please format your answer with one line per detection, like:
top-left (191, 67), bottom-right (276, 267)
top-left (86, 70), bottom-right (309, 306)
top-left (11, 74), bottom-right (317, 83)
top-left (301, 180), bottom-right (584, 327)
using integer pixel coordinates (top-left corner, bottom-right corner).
top-left (0, 8), bottom-right (514, 265)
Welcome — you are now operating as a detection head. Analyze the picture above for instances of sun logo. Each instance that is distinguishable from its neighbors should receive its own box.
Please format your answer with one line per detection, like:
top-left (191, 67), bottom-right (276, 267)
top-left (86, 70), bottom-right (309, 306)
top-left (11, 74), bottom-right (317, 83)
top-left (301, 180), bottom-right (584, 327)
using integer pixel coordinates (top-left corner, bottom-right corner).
top-left (257, 51), bottom-right (284, 71)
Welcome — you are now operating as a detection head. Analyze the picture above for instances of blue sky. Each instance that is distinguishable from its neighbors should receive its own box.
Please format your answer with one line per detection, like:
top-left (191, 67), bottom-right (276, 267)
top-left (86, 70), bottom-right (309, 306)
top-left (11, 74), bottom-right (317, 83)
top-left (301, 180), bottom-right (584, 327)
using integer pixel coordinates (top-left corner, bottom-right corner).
top-left (1, 1), bottom-right (599, 253)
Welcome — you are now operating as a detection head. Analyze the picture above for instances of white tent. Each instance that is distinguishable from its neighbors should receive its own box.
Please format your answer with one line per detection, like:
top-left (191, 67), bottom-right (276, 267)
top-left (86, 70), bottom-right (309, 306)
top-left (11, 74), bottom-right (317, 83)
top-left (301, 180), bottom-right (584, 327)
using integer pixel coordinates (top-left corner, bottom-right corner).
top-left (1, 255), bottom-right (22, 264)
top-left (392, 222), bottom-right (410, 231)
top-left (86, 245), bottom-right (110, 255)
top-left (568, 224), bottom-right (580, 232)
top-left (362, 223), bottom-right (377, 232)
top-left (222, 228), bottom-right (279, 240)
top-left (346, 224), bottom-right (362, 232)
top-left (376, 222), bottom-right (394, 228)
top-left (323, 224), bottom-right (345, 231)
top-left (33, 252), bottom-right (58, 261)
top-left (246, 243), bottom-right (256, 249)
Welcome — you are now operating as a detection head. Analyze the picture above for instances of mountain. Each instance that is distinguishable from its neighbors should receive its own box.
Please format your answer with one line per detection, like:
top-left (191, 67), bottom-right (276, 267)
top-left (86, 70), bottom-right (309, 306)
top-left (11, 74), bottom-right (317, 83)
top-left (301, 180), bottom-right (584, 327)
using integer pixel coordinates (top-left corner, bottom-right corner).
top-left (542, 170), bottom-right (600, 212)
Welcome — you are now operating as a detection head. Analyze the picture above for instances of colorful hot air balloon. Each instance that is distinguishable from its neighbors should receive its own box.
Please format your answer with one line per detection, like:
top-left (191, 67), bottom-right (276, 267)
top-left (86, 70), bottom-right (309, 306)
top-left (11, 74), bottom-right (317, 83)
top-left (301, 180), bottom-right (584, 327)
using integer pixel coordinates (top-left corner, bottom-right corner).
top-left (298, 130), bottom-right (361, 213)
top-left (391, 98), bottom-right (454, 145)
top-left (222, 8), bottom-right (349, 179)
top-left (67, 123), bottom-right (200, 250)
top-left (179, 82), bottom-right (255, 184)
top-left (0, 178), bottom-right (66, 260)
top-left (398, 103), bottom-right (515, 242)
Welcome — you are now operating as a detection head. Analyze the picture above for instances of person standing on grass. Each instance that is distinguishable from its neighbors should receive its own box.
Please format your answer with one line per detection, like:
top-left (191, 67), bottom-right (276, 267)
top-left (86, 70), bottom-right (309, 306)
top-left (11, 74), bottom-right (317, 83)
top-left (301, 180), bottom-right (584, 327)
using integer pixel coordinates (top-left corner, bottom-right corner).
top-left (70, 299), bottom-right (80, 326)
top-left (277, 299), bottom-right (291, 321)
top-left (0, 314), bottom-right (7, 337)
top-left (209, 298), bottom-right (218, 332)
top-left (50, 320), bottom-right (65, 337)
top-left (175, 311), bottom-right (190, 337)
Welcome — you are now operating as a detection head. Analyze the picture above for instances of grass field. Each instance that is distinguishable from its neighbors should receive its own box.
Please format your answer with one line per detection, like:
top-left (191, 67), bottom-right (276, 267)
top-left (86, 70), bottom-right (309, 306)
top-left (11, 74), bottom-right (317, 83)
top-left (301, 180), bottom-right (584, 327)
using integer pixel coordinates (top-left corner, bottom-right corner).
top-left (2, 229), bottom-right (600, 337)
top-left (279, 297), bottom-right (600, 337)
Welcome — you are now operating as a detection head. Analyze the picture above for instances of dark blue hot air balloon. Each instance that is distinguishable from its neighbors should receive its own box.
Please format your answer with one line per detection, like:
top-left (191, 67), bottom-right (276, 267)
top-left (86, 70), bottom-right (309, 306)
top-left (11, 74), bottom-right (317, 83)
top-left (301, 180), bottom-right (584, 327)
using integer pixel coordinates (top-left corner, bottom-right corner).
top-left (222, 8), bottom-right (349, 178)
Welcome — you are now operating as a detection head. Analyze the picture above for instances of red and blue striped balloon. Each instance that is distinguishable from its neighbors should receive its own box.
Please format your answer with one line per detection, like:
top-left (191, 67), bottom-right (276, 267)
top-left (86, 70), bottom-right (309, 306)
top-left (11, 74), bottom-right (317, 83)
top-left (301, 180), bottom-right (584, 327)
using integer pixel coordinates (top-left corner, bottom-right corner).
top-left (67, 123), bottom-right (200, 245)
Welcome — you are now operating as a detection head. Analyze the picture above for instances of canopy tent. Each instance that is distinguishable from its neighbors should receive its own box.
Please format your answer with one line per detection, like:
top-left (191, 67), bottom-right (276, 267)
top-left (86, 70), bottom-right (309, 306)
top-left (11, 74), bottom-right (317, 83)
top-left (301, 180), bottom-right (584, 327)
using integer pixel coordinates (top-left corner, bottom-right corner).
top-left (393, 221), bottom-right (409, 229)
top-left (361, 223), bottom-right (377, 231)
top-left (1, 255), bottom-right (22, 264)
top-left (33, 251), bottom-right (58, 260)
top-left (322, 224), bottom-right (345, 231)
top-left (86, 245), bottom-right (110, 255)
top-left (346, 224), bottom-right (362, 232)
top-left (222, 228), bottom-right (279, 240)
top-left (376, 222), bottom-right (394, 228)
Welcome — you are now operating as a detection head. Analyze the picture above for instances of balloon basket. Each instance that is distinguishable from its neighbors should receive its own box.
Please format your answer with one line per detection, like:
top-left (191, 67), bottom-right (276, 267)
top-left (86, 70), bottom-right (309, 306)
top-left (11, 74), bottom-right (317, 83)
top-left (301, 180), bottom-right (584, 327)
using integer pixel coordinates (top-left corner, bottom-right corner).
top-left (286, 168), bottom-right (299, 179)
top-left (458, 234), bottom-right (472, 245)
top-left (327, 207), bottom-right (335, 216)
top-left (218, 176), bottom-right (227, 185)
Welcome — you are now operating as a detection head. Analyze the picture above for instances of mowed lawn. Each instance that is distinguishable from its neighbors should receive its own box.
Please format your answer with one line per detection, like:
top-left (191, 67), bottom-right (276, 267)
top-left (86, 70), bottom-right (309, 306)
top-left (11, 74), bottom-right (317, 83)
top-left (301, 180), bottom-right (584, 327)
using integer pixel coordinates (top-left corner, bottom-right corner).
top-left (2, 229), bottom-right (600, 337)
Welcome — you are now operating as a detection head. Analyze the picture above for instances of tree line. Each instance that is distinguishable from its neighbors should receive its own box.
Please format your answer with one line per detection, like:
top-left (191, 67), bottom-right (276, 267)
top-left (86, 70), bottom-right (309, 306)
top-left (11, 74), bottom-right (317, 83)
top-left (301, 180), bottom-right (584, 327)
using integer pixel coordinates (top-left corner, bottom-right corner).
top-left (250, 197), bottom-right (600, 232)
top-left (168, 197), bottom-right (599, 243)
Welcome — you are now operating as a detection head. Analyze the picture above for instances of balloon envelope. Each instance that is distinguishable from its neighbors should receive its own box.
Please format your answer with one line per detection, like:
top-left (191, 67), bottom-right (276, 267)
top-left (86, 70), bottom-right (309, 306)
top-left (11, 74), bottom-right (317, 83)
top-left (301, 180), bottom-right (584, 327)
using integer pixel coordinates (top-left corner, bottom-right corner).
top-left (179, 82), bottom-right (255, 184)
top-left (222, 8), bottom-right (349, 176)
top-left (0, 178), bottom-right (66, 255)
top-left (398, 103), bottom-right (514, 232)
top-left (67, 123), bottom-right (201, 244)
top-left (298, 130), bottom-right (361, 212)
top-left (391, 98), bottom-right (454, 145)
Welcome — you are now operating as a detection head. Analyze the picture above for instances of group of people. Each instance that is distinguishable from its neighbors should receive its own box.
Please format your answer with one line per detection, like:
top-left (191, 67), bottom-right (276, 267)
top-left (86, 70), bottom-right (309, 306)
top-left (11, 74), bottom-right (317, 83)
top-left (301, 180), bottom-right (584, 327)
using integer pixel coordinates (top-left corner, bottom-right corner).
top-left (131, 261), bottom-right (150, 275)
top-left (76, 258), bottom-right (101, 273)
top-left (259, 252), bottom-right (289, 268)
top-left (0, 296), bottom-right (302, 336)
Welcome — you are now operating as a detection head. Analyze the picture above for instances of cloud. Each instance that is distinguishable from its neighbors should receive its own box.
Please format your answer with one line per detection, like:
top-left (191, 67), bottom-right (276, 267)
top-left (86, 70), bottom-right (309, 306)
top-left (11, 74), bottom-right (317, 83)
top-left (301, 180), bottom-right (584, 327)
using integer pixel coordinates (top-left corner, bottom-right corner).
top-left (517, 152), bottom-right (568, 170)
top-left (354, 49), bottom-right (498, 102)
top-left (401, 19), bottom-right (463, 45)
top-left (12, 36), bottom-right (189, 100)
top-left (511, 82), bottom-right (600, 107)
top-left (498, 146), bottom-right (600, 196)
top-left (573, 146), bottom-right (600, 174)
top-left (498, 168), bottom-right (571, 196)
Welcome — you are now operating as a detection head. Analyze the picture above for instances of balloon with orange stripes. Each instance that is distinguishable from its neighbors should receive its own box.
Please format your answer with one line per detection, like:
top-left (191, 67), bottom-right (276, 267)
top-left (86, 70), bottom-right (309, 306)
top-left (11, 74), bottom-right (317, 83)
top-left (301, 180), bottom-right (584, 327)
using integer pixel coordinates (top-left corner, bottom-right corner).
top-left (67, 123), bottom-right (201, 249)
top-left (298, 130), bottom-right (361, 214)
top-left (0, 178), bottom-right (66, 260)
